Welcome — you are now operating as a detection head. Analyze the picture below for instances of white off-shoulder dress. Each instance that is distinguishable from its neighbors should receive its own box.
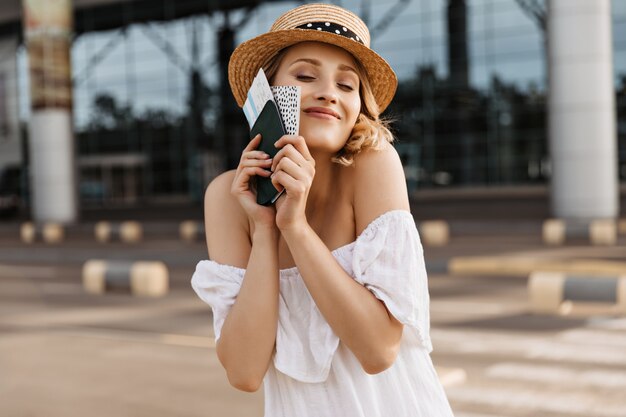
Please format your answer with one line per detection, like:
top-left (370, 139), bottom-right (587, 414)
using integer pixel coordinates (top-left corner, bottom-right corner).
top-left (191, 210), bottom-right (455, 417)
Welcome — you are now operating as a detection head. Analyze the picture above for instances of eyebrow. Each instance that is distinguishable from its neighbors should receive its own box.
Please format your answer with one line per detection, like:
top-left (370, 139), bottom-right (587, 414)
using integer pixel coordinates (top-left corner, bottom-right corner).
top-left (289, 58), bottom-right (358, 75)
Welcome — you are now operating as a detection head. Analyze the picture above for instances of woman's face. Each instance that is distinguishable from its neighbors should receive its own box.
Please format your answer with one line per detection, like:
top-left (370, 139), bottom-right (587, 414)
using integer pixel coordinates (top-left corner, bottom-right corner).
top-left (272, 41), bottom-right (361, 155)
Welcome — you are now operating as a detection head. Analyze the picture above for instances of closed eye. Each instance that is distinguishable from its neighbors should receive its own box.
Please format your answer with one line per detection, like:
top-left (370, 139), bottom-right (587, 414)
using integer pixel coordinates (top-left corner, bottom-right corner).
top-left (296, 75), bottom-right (315, 81)
top-left (338, 83), bottom-right (355, 91)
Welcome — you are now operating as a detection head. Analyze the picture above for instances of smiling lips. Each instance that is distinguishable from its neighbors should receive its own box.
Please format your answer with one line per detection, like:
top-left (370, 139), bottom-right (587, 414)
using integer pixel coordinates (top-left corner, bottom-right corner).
top-left (303, 107), bottom-right (341, 120)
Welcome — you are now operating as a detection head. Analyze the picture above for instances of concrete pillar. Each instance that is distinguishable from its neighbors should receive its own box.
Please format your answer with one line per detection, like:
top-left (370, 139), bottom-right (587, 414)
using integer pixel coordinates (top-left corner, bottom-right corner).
top-left (0, 37), bottom-right (21, 170)
top-left (23, 0), bottom-right (78, 223)
top-left (447, 0), bottom-right (469, 90)
top-left (548, 0), bottom-right (618, 220)
top-left (218, 22), bottom-right (247, 170)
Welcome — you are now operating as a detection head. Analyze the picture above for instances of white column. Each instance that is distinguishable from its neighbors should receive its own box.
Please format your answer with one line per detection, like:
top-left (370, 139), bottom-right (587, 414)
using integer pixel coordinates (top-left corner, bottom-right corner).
top-left (23, 0), bottom-right (78, 223)
top-left (29, 110), bottom-right (77, 222)
top-left (548, 0), bottom-right (618, 219)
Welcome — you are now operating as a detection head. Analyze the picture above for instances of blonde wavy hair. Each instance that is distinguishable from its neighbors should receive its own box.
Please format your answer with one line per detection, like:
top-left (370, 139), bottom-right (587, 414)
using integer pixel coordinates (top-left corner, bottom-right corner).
top-left (263, 46), bottom-right (394, 167)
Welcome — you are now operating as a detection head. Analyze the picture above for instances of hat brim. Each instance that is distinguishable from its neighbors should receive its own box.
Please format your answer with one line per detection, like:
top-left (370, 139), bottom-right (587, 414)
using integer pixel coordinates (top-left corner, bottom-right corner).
top-left (228, 29), bottom-right (397, 113)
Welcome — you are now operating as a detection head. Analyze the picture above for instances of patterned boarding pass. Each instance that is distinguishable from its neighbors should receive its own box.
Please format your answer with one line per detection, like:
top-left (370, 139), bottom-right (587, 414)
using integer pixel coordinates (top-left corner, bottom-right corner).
top-left (270, 85), bottom-right (301, 136)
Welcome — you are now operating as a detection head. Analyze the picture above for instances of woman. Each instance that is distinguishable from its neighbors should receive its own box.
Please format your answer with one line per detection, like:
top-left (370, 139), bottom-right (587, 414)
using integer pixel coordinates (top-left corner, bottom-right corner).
top-left (192, 3), bottom-right (455, 416)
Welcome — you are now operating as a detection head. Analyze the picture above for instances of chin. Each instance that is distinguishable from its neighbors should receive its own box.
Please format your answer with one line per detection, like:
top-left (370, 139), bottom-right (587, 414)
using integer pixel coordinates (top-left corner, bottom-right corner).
top-left (300, 126), bottom-right (350, 153)
top-left (302, 134), bottom-right (348, 154)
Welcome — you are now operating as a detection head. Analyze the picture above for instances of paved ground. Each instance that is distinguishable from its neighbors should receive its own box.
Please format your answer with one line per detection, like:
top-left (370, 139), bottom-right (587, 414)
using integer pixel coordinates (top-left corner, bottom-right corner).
top-left (1, 218), bottom-right (626, 417)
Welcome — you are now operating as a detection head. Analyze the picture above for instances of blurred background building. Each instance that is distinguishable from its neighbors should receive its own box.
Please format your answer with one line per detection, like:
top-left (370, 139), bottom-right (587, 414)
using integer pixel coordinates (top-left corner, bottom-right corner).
top-left (0, 0), bottom-right (624, 222)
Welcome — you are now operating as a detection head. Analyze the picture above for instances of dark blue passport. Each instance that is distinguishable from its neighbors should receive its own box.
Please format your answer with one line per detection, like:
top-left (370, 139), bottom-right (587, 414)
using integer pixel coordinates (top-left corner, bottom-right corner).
top-left (249, 100), bottom-right (286, 206)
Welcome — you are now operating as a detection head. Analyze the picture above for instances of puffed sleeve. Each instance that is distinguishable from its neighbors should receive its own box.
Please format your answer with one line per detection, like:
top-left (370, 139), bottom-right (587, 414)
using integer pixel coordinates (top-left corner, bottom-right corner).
top-left (191, 260), bottom-right (245, 341)
top-left (352, 210), bottom-right (433, 352)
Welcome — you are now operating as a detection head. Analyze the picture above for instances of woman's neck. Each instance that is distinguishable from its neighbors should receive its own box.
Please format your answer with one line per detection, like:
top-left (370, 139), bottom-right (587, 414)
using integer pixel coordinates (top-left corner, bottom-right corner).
top-left (306, 152), bottom-right (340, 217)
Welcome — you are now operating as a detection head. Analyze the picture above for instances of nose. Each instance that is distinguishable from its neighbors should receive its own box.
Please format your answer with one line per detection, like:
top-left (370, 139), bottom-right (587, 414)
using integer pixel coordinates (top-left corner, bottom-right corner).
top-left (314, 78), bottom-right (338, 103)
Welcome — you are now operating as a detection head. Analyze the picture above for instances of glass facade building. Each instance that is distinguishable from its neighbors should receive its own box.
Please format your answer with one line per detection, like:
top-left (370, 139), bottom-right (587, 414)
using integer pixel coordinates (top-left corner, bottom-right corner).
top-left (2, 0), bottom-right (625, 208)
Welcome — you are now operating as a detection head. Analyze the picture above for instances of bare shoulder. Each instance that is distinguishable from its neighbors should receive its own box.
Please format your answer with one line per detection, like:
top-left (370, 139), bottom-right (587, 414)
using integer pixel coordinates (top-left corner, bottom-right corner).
top-left (352, 142), bottom-right (410, 235)
top-left (204, 170), bottom-right (251, 267)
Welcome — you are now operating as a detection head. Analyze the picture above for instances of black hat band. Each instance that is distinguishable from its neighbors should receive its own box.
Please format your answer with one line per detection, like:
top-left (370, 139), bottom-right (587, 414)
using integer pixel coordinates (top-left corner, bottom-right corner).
top-left (296, 21), bottom-right (364, 45)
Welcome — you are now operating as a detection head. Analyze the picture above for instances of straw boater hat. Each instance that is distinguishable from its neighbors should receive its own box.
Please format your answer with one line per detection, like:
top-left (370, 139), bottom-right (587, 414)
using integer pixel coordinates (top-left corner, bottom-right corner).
top-left (228, 3), bottom-right (398, 112)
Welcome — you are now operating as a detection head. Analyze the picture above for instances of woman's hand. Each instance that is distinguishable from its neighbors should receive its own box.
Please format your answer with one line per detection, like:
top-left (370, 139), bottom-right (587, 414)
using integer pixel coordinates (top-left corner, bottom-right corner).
top-left (231, 134), bottom-right (276, 228)
top-left (270, 135), bottom-right (316, 232)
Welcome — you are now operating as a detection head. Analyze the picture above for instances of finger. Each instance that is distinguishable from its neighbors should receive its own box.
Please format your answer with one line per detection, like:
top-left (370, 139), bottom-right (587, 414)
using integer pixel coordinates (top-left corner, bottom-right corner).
top-left (231, 167), bottom-right (272, 191)
top-left (235, 166), bottom-right (272, 186)
top-left (240, 154), bottom-right (273, 168)
top-left (274, 135), bottom-right (313, 161)
top-left (269, 171), bottom-right (285, 194)
top-left (245, 166), bottom-right (272, 177)
top-left (243, 134), bottom-right (262, 153)
top-left (232, 166), bottom-right (271, 195)
top-left (274, 157), bottom-right (309, 183)
top-left (237, 159), bottom-right (270, 177)
top-left (235, 166), bottom-right (271, 188)
top-left (241, 159), bottom-right (273, 170)
top-left (271, 170), bottom-right (305, 198)
top-left (271, 144), bottom-right (308, 172)
top-left (242, 150), bottom-right (270, 161)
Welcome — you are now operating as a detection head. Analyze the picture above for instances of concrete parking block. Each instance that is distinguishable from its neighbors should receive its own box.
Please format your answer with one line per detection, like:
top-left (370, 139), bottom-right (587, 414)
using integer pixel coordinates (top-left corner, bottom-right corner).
top-left (83, 260), bottom-right (169, 297)
top-left (542, 219), bottom-right (565, 246)
top-left (449, 256), bottom-right (626, 278)
top-left (95, 221), bottom-right (143, 243)
top-left (179, 220), bottom-right (204, 242)
top-left (20, 222), bottom-right (64, 244)
top-left (528, 272), bottom-right (626, 314)
top-left (589, 219), bottom-right (617, 246)
top-left (542, 218), bottom-right (618, 246)
top-left (419, 220), bottom-right (450, 246)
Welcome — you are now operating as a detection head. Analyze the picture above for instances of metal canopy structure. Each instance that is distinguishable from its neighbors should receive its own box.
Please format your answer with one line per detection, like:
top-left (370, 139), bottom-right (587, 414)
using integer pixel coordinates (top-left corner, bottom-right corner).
top-left (0, 0), bottom-right (293, 38)
top-left (72, 0), bottom-right (291, 34)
